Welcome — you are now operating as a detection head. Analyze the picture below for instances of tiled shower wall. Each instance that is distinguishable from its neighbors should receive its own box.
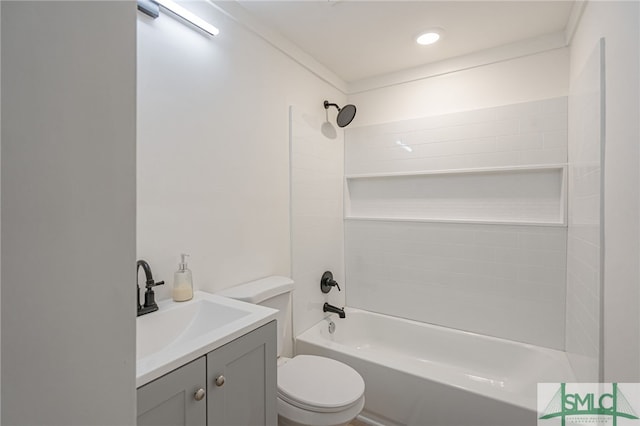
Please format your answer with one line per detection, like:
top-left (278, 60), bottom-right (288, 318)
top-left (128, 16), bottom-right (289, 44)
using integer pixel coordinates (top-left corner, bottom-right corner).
top-left (346, 221), bottom-right (567, 348)
top-left (346, 98), bottom-right (568, 175)
top-left (565, 41), bottom-right (603, 381)
top-left (290, 106), bottom-right (346, 338)
top-left (344, 98), bottom-right (569, 349)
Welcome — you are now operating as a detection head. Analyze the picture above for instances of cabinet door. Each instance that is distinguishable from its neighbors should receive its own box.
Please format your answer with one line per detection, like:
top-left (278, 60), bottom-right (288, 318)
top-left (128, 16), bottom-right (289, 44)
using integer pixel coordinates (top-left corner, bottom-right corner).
top-left (138, 357), bottom-right (207, 426)
top-left (207, 321), bottom-right (277, 426)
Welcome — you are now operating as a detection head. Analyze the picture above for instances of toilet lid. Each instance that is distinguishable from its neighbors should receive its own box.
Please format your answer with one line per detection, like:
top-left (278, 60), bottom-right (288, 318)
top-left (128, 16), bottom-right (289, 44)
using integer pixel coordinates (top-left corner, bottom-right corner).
top-left (278, 355), bottom-right (365, 413)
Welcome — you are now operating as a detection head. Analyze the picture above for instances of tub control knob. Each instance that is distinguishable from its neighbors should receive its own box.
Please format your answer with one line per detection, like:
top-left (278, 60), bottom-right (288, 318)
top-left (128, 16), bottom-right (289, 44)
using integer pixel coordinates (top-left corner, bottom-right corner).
top-left (215, 375), bottom-right (225, 387)
top-left (320, 271), bottom-right (341, 293)
top-left (194, 388), bottom-right (205, 401)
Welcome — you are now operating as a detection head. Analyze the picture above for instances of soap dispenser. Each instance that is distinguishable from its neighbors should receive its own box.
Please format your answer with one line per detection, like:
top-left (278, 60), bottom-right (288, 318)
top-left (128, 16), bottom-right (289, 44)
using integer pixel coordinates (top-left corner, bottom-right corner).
top-left (173, 253), bottom-right (193, 302)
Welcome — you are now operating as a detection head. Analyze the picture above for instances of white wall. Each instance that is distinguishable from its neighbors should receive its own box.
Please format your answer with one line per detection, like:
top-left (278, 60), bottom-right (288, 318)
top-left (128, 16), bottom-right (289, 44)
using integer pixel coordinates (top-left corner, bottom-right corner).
top-left (137, 2), bottom-right (345, 353)
top-left (569, 0), bottom-right (640, 382)
top-left (290, 106), bottom-right (346, 338)
top-left (0, 2), bottom-right (3, 418)
top-left (1, 2), bottom-right (136, 425)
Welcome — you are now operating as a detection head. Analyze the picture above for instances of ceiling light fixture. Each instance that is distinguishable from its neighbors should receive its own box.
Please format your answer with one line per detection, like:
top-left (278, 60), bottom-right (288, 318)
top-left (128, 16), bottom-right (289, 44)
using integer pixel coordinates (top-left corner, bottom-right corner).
top-left (416, 30), bottom-right (442, 46)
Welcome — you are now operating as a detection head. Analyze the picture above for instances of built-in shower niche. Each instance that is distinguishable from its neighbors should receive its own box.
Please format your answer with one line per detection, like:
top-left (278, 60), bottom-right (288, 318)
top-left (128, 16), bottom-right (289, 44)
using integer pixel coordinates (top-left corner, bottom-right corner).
top-left (345, 164), bottom-right (566, 226)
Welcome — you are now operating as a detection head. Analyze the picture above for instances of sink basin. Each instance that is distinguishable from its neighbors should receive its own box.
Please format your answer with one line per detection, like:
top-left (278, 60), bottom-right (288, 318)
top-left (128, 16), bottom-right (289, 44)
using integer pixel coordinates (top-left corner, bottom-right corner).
top-left (136, 291), bottom-right (277, 387)
top-left (137, 299), bottom-right (249, 360)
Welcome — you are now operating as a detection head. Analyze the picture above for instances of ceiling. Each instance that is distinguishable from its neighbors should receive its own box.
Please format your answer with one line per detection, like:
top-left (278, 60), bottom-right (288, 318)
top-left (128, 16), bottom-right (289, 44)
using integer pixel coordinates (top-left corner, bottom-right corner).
top-left (236, 1), bottom-right (575, 84)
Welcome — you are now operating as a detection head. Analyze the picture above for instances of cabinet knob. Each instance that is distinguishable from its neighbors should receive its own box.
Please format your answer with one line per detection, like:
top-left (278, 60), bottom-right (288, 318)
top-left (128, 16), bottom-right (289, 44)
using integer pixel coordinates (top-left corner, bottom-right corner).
top-left (194, 388), bottom-right (206, 401)
top-left (215, 375), bottom-right (225, 387)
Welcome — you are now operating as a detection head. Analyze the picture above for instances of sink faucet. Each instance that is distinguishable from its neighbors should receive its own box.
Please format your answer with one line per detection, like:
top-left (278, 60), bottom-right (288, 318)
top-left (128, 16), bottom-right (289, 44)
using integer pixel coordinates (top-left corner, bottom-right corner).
top-left (323, 303), bottom-right (346, 319)
top-left (137, 260), bottom-right (164, 316)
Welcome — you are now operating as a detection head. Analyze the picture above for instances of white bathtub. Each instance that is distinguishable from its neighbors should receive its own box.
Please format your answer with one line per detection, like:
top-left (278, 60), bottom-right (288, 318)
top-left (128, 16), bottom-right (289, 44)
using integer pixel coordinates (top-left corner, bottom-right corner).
top-left (295, 308), bottom-right (575, 426)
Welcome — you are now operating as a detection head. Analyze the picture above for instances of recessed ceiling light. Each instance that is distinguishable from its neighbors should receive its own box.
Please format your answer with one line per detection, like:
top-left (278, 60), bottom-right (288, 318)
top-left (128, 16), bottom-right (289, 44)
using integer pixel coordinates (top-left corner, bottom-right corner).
top-left (416, 31), bottom-right (441, 46)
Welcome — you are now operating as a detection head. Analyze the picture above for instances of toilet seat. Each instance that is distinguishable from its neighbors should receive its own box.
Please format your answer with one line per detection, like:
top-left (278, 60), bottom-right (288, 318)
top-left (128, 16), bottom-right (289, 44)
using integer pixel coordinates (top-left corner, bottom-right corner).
top-left (277, 355), bottom-right (365, 413)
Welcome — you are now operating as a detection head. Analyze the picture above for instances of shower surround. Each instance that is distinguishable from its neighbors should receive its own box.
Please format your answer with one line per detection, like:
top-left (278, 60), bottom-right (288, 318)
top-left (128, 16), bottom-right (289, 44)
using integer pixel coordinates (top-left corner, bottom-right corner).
top-left (288, 96), bottom-right (595, 425)
top-left (344, 97), bottom-right (569, 349)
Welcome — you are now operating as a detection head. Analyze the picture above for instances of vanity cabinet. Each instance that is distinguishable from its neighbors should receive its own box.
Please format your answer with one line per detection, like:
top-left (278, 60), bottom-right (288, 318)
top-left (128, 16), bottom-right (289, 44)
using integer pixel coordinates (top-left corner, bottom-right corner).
top-left (137, 321), bottom-right (277, 426)
top-left (207, 320), bottom-right (277, 426)
top-left (137, 357), bottom-right (207, 426)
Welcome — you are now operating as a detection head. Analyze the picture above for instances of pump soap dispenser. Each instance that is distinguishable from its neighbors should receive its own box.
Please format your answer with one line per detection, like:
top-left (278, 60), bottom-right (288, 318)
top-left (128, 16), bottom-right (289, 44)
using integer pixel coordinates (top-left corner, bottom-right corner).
top-left (173, 253), bottom-right (193, 302)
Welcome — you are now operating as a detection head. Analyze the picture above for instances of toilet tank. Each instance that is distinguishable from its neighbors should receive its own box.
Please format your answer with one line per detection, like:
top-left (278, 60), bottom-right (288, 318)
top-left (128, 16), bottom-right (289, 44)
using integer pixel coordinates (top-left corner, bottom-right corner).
top-left (217, 276), bottom-right (294, 356)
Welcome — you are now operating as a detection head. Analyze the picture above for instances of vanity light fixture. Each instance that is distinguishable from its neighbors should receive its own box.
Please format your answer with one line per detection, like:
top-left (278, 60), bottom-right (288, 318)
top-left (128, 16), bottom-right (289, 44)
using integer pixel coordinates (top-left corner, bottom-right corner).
top-left (416, 30), bottom-right (442, 46)
top-left (137, 0), bottom-right (220, 36)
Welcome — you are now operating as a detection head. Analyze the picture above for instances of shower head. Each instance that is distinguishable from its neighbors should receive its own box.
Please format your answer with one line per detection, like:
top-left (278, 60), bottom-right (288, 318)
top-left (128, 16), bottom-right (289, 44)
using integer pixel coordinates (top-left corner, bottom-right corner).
top-left (324, 100), bottom-right (357, 128)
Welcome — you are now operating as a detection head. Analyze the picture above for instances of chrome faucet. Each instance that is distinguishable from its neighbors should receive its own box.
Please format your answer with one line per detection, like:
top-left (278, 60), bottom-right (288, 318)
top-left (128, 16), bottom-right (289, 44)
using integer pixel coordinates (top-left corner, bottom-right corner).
top-left (323, 303), bottom-right (346, 319)
top-left (137, 260), bottom-right (164, 316)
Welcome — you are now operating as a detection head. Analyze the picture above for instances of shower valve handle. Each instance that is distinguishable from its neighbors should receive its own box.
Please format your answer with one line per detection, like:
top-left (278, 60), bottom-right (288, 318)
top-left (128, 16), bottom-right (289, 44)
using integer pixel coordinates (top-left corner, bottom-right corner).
top-left (320, 271), bottom-right (341, 293)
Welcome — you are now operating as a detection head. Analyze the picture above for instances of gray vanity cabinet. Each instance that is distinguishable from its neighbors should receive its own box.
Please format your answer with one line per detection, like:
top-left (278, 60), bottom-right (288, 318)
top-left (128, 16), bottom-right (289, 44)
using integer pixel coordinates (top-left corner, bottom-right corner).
top-left (137, 321), bottom-right (276, 426)
top-left (207, 320), bottom-right (277, 426)
top-left (137, 357), bottom-right (207, 426)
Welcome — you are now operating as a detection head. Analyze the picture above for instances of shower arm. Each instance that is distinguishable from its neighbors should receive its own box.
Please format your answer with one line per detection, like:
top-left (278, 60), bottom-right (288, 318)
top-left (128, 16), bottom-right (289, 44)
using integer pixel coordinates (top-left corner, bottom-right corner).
top-left (324, 101), bottom-right (341, 111)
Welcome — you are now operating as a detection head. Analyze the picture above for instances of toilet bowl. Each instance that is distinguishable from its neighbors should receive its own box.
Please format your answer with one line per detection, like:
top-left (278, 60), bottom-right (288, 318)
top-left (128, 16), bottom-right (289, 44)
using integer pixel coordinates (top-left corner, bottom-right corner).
top-left (277, 355), bottom-right (365, 426)
top-left (217, 276), bottom-right (365, 426)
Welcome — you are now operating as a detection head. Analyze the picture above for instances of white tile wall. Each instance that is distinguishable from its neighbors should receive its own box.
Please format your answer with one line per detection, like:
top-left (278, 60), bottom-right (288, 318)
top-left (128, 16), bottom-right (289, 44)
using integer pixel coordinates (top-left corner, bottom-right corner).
top-left (344, 98), bottom-right (569, 349)
top-left (290, 106), bottom-right (346, 337)
top-left (346, 97), bottom-right (567, 175)
top-left (345, 221), bottom-right (567, 349)
top-left (565, 41), bottom-right (603, 381)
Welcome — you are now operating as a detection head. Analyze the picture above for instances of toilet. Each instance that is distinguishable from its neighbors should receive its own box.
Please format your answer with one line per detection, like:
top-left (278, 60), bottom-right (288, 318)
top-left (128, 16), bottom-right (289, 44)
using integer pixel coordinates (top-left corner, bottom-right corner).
top-left (218, 276), bottom-right (365, 426)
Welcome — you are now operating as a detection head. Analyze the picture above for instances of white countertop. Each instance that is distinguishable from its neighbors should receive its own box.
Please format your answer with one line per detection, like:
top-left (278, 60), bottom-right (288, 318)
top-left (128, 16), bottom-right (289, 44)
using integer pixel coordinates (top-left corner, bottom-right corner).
top-left (136, 291), bottom-right (277, 387)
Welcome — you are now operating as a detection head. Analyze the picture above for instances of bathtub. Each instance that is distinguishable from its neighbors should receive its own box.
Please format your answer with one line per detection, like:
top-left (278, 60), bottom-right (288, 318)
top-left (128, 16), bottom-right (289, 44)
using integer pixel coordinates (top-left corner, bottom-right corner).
top-left (295, 308), bottom-right (575, 426)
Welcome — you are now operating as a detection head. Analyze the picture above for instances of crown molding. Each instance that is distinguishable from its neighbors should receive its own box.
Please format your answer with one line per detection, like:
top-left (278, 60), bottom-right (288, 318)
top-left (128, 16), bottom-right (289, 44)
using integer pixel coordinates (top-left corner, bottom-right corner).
top-left (347, 31), bottom-right (568, 94)
top-left (212, 1), bottom-right (569, 96)
top-left (208, 0), bottom-right (349, 94)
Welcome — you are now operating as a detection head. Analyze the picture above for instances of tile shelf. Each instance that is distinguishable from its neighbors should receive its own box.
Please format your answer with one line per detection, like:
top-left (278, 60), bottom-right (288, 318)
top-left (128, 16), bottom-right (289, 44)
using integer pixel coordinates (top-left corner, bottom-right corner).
top-left (345, 163), bottom-right (568, 179)
top-left (344, 164), bottom-right (567, 227)
top-left (344, 216), bottom-right (567, 227)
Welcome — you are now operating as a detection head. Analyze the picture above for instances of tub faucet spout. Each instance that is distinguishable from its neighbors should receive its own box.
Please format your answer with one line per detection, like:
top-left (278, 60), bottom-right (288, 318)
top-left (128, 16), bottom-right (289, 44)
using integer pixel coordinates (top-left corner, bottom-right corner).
top-left (323, 302), bottom-right (346, 319)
